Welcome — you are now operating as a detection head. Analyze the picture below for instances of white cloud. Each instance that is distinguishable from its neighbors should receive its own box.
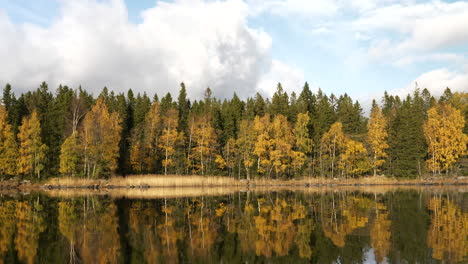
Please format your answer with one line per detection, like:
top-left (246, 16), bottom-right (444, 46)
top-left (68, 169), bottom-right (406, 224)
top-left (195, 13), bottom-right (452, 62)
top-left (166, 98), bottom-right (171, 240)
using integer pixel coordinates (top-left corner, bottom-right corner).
top-left (385, 68), bottom-right (468, 100)
top-left (257, 59), bottom-right (304, 97)
top-left (0, 0), bottom-right (303, 99)
top-left (247, 0), bottom-right (339, 17)
top-left (353, 1), bottom-right (468, 61)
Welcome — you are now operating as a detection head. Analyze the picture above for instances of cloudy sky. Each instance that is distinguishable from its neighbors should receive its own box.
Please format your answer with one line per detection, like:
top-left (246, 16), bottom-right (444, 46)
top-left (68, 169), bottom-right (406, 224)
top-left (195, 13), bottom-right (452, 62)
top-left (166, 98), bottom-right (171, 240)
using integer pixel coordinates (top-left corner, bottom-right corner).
top-left (0, 0), bottom-right (467, 104)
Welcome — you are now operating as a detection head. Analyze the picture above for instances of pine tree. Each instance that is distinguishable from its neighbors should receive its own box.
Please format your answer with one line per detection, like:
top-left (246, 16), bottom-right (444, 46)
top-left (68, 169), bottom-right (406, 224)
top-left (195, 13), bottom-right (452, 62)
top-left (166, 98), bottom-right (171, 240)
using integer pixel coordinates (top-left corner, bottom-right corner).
top-left (367, 104), bottom-right (389, 176)
top-left (270, 83), bottom-right (289, 117)
top-left (17, 111), bottom-right (48, 179)
top-left (130, 102), bottom-right (161, 173)
top-left (177, 83), bottom-right (190, 134)
top-left (387, 95), bottom-right (426, 178)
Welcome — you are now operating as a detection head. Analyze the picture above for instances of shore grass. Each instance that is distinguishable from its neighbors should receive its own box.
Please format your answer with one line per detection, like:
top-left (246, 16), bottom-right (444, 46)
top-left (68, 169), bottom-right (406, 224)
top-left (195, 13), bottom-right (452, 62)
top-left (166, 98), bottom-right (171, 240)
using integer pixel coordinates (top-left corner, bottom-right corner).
top-left (0, 174), bottom-right (465, 192)
top-left (40, 174), bottom-right (468, 189)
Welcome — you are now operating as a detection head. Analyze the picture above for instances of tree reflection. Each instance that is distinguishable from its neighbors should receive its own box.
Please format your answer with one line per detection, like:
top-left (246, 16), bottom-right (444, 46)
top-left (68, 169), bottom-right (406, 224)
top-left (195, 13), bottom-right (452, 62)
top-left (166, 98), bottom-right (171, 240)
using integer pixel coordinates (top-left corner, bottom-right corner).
top-left (321, 195), bottom-right (371, 248)
top-left (0, 190), bottom-right (466, 264)
top-left (127, 201), bottom-right (160, 263)
top-left (58, 198), bottom-right (121, 264)
top-left (15, 200), bottom-right (45, 264)
top-left (0, 201), bottom-right (15, 264)
top-left (371, 201), bottom-right (391, 264)
top-left (427, 197), bottom-right (468, 263)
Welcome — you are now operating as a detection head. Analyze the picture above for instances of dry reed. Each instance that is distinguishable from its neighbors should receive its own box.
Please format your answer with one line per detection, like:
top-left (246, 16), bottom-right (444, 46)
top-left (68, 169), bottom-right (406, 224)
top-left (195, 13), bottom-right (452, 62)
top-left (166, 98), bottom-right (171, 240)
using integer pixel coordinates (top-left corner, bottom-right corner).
top-left (44, 174), bottom-right (467, 189)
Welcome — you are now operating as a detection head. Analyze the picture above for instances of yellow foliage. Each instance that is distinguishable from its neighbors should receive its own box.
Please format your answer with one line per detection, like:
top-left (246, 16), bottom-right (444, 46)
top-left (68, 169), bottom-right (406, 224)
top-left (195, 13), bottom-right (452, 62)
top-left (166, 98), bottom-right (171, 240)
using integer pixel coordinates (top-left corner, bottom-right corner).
top-left (0, 106), bottom-right (17, 176)
top-left (237, 119), bottom-right (256, 179)
top-left (270, 115), bottom-right (295, 175)
top-left (82, 98), bottom-right (122, 178)
top-left (159, 108), bottom-right (180, 175)
top-left (189, 114), bottom-right (217, 175)
top-left (320, 122), bottom-right (347, 177)
top-left (322, 196), bottom-right (371, 247)
top-left (424, 103), bottom-right (467, 174)
top-left (15, 201), bottom-right (45, 264)
top-left (0, 201), bottom-right (16, 263)
top-left (17, 111), bottom-right (48, 179)
top-left (371, 203), bottom-right (391, 263)
top-left (427, 197), bottom-right (468, 263)
top-left (341, 139), bottom-right (369, 176)
top-left (253, 198), bottom-right (308, 257)
top-left (367, 105), bottom-right (389, 176)
top-left (59, 131), bottom-right (82, 176)
top-left (253, 114), bottom-right (272, 175)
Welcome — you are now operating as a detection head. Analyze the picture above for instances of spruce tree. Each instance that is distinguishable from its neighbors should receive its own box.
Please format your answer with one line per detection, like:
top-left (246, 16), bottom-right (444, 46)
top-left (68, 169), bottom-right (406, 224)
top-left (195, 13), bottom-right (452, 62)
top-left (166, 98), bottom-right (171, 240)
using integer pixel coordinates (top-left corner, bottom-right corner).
top-left (177, 82), bottom-right (190, 134)
top-left (270, 83), bottom-right (289, 117)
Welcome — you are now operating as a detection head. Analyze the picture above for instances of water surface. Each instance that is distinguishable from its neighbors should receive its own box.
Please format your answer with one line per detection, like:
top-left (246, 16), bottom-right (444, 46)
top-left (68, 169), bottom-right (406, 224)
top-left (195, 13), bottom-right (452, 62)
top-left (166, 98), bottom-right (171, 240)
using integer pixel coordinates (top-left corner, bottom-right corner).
top-left (0, 188), bottom-right (466, 263)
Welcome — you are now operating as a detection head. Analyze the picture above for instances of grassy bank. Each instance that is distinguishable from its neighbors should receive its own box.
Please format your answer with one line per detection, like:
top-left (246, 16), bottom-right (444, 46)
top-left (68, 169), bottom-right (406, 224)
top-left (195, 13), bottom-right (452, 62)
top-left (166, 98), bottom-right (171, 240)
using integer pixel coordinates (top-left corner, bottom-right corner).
top-left (42, 174), bottom-right (468, 188)
top-left (1, 174), bottom-right (466, 191)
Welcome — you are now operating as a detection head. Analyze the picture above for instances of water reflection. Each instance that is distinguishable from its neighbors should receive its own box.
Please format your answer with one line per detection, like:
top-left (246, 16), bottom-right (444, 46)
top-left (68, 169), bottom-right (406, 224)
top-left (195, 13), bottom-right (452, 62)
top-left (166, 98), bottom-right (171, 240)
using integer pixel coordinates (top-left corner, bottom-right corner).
top-left (0, 190), bottom-right (466, 264)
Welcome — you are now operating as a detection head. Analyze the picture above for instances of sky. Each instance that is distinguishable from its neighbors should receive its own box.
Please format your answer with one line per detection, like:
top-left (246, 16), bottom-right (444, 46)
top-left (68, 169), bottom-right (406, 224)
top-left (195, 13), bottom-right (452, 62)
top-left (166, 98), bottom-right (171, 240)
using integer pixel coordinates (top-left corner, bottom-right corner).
top-left (0, 0), bottom-right (467, 107)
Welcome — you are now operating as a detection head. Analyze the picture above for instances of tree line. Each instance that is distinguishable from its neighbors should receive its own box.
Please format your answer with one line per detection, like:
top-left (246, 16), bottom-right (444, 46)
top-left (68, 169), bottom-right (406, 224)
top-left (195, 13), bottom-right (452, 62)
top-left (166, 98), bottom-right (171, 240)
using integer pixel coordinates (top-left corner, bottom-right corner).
top-left (0, 82), bottom-right (466, 180)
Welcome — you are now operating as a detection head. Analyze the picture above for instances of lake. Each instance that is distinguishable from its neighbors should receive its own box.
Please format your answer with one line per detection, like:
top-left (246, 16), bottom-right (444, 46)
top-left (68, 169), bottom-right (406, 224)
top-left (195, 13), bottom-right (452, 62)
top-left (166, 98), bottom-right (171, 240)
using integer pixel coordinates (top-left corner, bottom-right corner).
top-left (0, 187), bottom-right (466, 263)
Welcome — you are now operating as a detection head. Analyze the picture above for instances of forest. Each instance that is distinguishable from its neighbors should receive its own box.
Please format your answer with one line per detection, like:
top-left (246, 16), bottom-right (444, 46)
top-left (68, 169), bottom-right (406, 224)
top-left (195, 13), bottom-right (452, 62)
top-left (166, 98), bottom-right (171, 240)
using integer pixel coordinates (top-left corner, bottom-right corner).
top-left (0, 82), bottom-right (466, 181)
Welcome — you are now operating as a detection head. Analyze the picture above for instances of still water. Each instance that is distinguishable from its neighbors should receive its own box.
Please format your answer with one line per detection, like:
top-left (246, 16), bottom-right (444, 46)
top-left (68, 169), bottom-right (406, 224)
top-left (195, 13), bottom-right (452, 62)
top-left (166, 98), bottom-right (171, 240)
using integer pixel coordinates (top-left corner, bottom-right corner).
top-left (0, 188), bottom-right (466, 264)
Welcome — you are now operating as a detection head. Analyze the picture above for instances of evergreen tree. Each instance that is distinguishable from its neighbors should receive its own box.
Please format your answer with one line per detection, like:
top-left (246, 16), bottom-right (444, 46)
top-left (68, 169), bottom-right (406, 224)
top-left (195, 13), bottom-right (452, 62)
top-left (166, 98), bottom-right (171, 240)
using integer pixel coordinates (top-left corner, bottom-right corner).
top-left (387, 95), bottom-right (426, 178)
top-left (177, 82), bottom-right (190, 134)
top-left (270, 83), bottom-right (289, 117)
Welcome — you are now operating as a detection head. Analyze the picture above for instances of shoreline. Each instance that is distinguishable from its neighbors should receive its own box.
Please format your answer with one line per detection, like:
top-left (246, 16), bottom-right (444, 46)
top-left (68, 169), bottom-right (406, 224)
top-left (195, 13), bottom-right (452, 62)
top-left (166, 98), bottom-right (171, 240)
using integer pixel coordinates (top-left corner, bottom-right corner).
top-left (1, 175), bottom-right (467, 191)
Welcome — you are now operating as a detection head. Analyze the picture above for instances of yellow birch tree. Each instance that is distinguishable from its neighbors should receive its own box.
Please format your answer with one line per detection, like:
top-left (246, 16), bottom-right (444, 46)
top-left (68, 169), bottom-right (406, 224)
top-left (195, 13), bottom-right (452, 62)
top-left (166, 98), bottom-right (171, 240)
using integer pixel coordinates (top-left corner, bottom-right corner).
top-left (293, 112), bottom-right (312, 175)
top-left (82, 98), bottom-right (122, 178)
top-left (253, 114), bottom-right (272, 176)
top-left (367, 105), bottom-right (389, 176)
top-left (159, 108), bottom-right (179, 175)
top-left (237, 119), bottom-right (257, 180)
top-left (320, 122), bottom-right (347, 178)
top-left (270, 114), bottom-right (295, 177)
top-left (424, 103), bottom-right (467, 174)
top-left (189, 114), bottom-right (217, 175)
top-left (59, 131), bottom-right (82, 176)
top-left (0, 106), bottom-right (18, 177)
top-left (341, 139), bottom-right (369, 177)
top-left (17, 111), bottom-right (47, 179)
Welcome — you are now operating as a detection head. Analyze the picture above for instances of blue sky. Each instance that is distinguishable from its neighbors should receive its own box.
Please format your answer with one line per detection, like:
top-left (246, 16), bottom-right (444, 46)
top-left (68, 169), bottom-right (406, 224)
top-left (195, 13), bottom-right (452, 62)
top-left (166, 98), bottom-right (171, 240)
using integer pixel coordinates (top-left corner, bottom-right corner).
top-left (0, 0), bottom-right (467, 106)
